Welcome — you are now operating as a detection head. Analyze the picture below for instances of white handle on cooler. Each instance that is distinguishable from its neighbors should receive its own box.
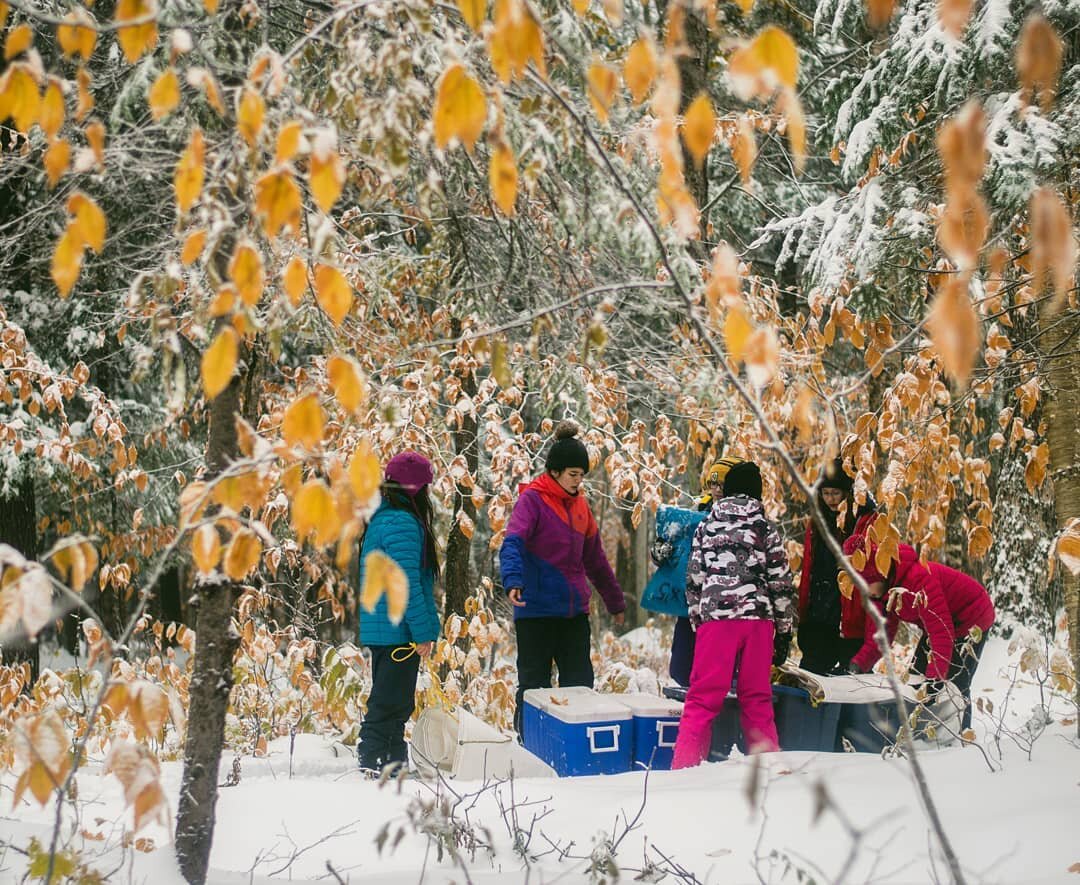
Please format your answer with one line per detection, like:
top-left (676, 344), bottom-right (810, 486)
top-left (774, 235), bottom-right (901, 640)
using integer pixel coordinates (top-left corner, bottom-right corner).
top-left (656, 720), bottom-right (679, 748)
top-left (586, 724), bottom-right (620, 754)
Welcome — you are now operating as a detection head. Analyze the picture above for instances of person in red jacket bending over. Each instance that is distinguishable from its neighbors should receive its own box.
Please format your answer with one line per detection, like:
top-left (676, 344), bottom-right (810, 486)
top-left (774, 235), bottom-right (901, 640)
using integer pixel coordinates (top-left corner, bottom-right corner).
top-left (842, 524), bottom-right (995, 731)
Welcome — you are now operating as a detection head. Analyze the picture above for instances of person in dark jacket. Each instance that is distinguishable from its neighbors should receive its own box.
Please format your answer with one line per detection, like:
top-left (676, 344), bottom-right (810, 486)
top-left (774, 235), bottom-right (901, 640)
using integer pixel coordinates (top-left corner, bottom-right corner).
top-left (357, 451), bottom-right (441, 776)
top-left (499, 422), bottom-right (626, 738)
top-left (671, 461), bottom-right (796, 767)
top-left (796, 459), bottom-right (876, 675)
top-left (667, 456), bottom-right (743, 687)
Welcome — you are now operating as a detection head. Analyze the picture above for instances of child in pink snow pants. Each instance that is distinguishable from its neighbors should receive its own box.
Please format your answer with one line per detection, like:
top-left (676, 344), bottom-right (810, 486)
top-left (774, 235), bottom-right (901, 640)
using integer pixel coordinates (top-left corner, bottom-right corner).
top-left (672, 461), bottom-right (796, 769)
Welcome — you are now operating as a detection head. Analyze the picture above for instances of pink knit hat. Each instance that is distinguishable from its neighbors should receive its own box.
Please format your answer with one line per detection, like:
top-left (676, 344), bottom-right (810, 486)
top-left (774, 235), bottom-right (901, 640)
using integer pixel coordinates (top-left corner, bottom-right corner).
top-left (384, 451), bottom-right (434, 494)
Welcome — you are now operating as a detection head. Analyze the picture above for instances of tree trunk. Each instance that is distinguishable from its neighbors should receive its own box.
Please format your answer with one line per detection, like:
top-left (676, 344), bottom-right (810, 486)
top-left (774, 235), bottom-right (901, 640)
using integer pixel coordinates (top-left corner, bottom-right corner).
top-left (444, 325), bottom-right (480, 619)
top-left (1039, 309), bottom-right (1080, 737)
top-left (174, 349), bottom-right (245, 883)
top-left (677, 7), bottom-right (714, 232)
top-left (0, 470), bottom-right (40, 683)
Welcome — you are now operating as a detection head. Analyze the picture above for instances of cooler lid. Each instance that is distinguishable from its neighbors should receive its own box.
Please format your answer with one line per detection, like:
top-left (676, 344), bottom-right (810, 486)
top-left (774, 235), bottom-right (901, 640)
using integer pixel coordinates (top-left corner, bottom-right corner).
top-left (612, 691), bottom-right (683, 717)
top-left (523, 686), bottom-right (632, 723)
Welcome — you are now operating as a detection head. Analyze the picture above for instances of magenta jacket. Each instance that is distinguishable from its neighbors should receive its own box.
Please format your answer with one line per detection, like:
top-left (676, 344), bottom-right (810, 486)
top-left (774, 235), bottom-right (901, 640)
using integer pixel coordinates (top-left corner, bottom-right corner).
top-left (499, 473), bottom-right (625, 620)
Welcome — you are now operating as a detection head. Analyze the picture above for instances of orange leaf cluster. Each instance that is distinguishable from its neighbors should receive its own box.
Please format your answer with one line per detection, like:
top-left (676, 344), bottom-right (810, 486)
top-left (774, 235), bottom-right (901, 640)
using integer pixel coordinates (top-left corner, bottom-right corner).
top-left (51, 193), bottom-right (107, 298)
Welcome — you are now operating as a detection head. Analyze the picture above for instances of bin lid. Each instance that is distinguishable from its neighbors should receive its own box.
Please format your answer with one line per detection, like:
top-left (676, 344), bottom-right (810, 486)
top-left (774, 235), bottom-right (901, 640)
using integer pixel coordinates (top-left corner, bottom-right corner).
top-left (612, 691), bottom-right (683, 717)
top-left (523, 686), bottom-right (632, 723)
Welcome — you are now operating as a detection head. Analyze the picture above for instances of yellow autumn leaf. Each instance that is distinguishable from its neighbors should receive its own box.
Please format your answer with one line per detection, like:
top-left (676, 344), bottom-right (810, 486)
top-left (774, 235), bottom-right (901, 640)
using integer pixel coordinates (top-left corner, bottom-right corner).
top-left (360, 550), bottom-right (409, 625)
top-left (39, 79), bottom-right (64, 138)
top-left (587, 61), bottom-right (618, 123)
top-left (207, 284), bottom-right (235, 317)
top-left (433, 64), bottom-right (487, 151)
top-left (489, 141), bottom-right (518, 215)
top-left (938, 0), bottom-right (973, 39)
top-left (4, 23), bottom-right (33, 60)
top-left (292, 479), bottom-right (342, 549)
top-left (204, 0), bottom-right (219, 13)
top-left (734, 0), bottom-right (754, 11)
top-left (0, 64), bottom-right (40, 133)
top-left (927, 275), bottom-right (980, 387)
top-left (1017, 15), bottom-right (1063, 112)
top-left (327, 354), bottom-right (368, 415)
top-left (75, 66), bottom-right (94, 121)
top-left (754, 26), bottom-right (798, 90)
top-left (229, 242), bottom-right (264, 307)
top-left (349, 438), bottom-right (382, 504)
top-left (255, 167), bottom-right (302, 238)
top-left (282, 393), bottom-right (325, 450)
top-left (275, 120), bottom-right (303, 164)
top-left (310, 133), bottom-right (345, 213)
top-left (180, 229), bottom-right (206, 265)
top-left (175, 128), bottom-right (205, 214)
top-left (57, 10), bottom-right (98, 61)
top-left (201, 326), bottom-right (239, 400)
top-left (282, 256), bottom-right (308, 306)
top-left (489, 0), bottom-right (545, 83)
top-left (115, 0), bottom-right (159, 64)
top-left (223, 528), bottom-right (261, 581)
top-left (724, 305), bottom-right (754, 363)
top-left (191, 523), bottom-right (221, 575)
top-left (67, 193), bottom-right (106, 253)
top-left (85, 119), bottom-right (106, 169)
top-left (237, 87), bottom-right (264, 147)
top-left (458, 0), bottom-right (486, 30)
top-left (867, 0), bottom-right (896, 29)
top-left (50, 538), bottom-right (98, 592)
top-left (682, 93), bottom-right (715, 167)
top-left (491, 337), bottom-right (511, 387)
top-left (624, 37), bottom-right (657, 105)
top-left (187, 67), bottom-right (225, 115)
top-left (572, 0), bottom-right (588, 12)
top-left (777, 88), bottom-right (806, 174)
top-left (51, 228), bottom-right (83, 298)
top-left (314, 264), bottom-right (353, 326)
top-left (148, 68), bottom-right (180, 120)
top-left (43, 138), bottom-right (70, 188)
top-left (732, 116), bottom-right (757, 184)
top-left (938, 190), bottom-right (988, 271)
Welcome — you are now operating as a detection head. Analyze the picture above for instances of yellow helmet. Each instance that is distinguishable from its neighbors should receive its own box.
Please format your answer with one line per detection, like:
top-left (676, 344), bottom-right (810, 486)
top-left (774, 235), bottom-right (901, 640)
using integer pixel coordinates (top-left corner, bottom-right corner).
top-left (701, 456), bottom-right (744, 493)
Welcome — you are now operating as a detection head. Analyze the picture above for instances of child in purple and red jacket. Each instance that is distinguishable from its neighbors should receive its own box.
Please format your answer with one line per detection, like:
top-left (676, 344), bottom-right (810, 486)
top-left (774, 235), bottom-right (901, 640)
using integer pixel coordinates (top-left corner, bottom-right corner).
top-left (672, 461), bottom-right (795, 767)
top-left (499, 422), bottom-right (626, 738)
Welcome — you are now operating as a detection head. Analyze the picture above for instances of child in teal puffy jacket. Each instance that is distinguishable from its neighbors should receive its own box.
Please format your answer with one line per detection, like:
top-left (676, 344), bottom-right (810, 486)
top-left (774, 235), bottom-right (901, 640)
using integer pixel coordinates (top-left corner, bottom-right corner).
top-left (357, 452), bottom-right (441, 775)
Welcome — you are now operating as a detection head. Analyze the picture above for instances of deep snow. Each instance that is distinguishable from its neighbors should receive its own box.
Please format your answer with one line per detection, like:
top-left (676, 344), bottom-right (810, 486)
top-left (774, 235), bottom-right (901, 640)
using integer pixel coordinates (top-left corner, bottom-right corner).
top-left (2, 637), bottom-right (1078, 884)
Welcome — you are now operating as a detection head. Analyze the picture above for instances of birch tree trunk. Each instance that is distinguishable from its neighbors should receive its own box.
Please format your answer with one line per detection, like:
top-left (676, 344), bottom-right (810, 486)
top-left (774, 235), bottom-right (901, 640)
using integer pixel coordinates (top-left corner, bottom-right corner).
top-left (1039, 309), bottom-right (1080, 736)
top-left (174, 356), bottom-right (244, 883)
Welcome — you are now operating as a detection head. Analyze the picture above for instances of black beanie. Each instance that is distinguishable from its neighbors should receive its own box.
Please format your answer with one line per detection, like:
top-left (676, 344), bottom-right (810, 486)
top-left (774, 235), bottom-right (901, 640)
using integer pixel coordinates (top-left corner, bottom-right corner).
top-left (820, 458), bottom-right (853, 494)
top-left (723, 461), bottom-right (763, 500)
top-left (545, 421), bottom-right (590, 473)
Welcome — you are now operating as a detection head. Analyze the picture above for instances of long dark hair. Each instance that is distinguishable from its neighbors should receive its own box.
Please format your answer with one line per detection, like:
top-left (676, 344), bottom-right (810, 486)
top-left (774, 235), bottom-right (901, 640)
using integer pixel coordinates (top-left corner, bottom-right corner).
top-left (810, 488), bottom-right (874, 554)
top-left (381, 482), bottom-right (440, 578)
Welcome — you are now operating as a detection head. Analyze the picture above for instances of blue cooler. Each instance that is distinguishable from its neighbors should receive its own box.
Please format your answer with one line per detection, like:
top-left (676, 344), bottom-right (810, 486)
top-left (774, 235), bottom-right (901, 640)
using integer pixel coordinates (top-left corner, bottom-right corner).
top-left (522, 687), bottom-right (632, 776)
top-left (836, 699), bottom-right (903, 752)
top-left (772, 685), bottom-right (841, 751)
top-left (614, 692), bottom-right (683, 770)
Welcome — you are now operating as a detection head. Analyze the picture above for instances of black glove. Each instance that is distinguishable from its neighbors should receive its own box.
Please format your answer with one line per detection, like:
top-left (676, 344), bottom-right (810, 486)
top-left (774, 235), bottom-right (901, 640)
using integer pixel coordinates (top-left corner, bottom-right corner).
top-left (772, 633), bottom-right (792, 667)
top-left (650, 539), bottom-right (674, 566)
top-left (847, 661), bottom-right (865, 675)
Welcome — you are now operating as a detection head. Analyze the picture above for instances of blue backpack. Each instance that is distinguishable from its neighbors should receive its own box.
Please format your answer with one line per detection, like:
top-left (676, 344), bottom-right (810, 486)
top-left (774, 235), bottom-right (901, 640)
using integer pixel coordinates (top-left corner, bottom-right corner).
top-left (640, 506), bottom-right (706, 617)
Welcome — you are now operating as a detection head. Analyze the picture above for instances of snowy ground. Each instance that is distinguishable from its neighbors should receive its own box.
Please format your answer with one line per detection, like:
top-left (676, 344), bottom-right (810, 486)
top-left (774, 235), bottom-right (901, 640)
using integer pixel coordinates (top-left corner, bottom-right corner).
top-left (2, 637), bottom-right (1078, 884)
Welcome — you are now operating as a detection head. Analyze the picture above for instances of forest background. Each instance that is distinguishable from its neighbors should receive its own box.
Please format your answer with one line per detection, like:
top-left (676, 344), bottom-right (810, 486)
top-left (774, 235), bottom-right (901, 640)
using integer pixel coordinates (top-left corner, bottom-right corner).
top-left (0, 0), bottom-right (1078, 882)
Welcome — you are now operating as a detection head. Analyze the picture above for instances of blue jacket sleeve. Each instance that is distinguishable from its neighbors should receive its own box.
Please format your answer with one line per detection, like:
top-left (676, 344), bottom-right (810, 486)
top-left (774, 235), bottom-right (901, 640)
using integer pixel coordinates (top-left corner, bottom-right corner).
top-left (382, 514), bottom-right (440, 643)
top-left (499, 491), bottom-right (538, 591)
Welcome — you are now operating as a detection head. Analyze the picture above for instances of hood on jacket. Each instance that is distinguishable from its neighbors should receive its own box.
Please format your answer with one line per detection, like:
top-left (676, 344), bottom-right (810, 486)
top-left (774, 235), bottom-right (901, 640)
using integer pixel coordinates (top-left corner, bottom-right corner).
top-left (710, 495), bottom-right (766, 520)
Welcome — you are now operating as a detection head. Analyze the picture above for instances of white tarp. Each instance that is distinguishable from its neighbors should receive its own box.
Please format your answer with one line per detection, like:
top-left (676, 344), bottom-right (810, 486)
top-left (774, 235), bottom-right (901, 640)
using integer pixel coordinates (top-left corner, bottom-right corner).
top-left (411, 706), bottom-right (556, 781)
